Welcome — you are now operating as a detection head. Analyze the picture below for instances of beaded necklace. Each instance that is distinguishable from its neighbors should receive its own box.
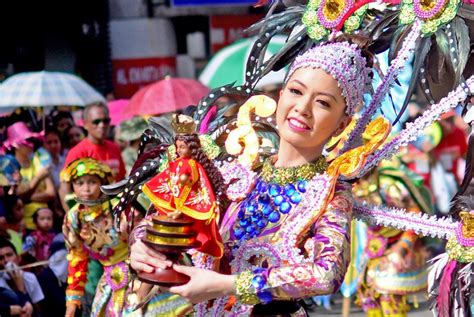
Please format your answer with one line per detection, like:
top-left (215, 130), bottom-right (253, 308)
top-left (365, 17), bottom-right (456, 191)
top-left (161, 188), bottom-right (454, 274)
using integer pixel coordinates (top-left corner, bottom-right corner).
top-left (234, 156), bottom-right (328, 241)
top-left (260, 156), bottom-right (327, 184)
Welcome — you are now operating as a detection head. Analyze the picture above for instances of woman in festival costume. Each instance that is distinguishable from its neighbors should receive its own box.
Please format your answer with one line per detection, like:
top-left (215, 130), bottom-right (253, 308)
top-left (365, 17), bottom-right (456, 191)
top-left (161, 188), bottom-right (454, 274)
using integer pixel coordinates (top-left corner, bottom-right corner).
top-left (353, 161), bottom-right (433, 317)
top-left (127, 34), bottom-right (384, 316)
top-left (61, 158), bottom-right (134, 317)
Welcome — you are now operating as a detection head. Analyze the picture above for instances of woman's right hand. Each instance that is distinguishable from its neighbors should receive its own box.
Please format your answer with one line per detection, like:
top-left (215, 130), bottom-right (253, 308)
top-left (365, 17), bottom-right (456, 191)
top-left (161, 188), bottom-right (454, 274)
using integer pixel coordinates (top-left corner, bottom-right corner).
top-left (130, 240), bottom-right (172, 273)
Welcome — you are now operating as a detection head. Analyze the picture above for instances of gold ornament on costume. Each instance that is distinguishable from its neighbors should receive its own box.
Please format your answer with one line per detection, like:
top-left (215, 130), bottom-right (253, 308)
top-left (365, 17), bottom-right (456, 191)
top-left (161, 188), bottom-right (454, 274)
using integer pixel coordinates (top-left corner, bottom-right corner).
top-left (260, 156), bottom-right (328, 185)
top-left (328, 117), bottom-right (391, 179)
top-left (459, 211), bottom-right (474, 239)
top-left (171, 114), bottom-right (197, 135)
top-left (446, 236), bottom-right (474, 263)
top-left (225, 95), bottom-right (277, 167)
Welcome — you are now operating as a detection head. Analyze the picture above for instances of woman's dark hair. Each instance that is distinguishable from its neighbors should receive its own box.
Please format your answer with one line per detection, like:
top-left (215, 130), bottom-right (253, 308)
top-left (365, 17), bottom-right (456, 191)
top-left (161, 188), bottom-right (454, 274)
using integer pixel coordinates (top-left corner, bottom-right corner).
top-left (0, 237), bottom-right (17, 254)
top-left (175, 134), bottom-right (228, 212)
top-left (32, 207), bottom-right (52, 225)
top-left (62, 125), bottom-right (86, 149)
top-left (51, 110), bottom-right (74, 126)
top-left (2, 195), bottom-right (21, 224)
top-left (330, 33), bottom-right (375, 72)
top-left (45, 127), bottom-right (61, 139)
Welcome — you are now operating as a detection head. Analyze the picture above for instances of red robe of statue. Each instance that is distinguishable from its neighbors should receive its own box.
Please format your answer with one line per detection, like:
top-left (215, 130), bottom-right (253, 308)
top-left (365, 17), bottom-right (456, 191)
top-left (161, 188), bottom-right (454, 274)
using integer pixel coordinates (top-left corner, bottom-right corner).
top-left (142, 157), bottom-right (223, 258)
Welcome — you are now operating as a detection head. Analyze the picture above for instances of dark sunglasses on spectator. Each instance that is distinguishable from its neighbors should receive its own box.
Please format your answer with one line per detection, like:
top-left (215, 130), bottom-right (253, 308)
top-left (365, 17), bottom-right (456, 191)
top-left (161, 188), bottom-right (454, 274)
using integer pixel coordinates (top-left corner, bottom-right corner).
top-left (91, 118), bottom-right (111, 125)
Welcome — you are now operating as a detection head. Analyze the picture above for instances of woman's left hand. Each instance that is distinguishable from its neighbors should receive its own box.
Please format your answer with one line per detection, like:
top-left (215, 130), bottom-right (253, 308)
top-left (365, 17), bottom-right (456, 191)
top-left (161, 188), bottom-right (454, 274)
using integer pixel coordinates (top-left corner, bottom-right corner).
top-left (169, 265), bottom-right (236, 303)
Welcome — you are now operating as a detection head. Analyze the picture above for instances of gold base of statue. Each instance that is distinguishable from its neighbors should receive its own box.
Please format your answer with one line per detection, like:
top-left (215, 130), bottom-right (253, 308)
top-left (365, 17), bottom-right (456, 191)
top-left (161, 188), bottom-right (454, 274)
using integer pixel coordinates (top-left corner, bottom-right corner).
top-left (138, 214), bottom-right (200, 286)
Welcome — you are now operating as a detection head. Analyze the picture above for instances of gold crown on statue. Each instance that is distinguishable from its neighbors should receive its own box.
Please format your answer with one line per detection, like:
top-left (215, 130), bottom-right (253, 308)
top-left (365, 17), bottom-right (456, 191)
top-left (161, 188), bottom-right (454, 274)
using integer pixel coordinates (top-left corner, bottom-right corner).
top-left (171, 114), bottom-right (197, 135)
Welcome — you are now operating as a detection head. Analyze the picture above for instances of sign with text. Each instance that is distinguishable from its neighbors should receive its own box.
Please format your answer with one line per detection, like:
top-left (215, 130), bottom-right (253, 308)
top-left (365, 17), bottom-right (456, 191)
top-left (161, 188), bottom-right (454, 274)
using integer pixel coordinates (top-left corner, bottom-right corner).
top-left (210, 14), bottom-right (263, 53)
top-left (112, 57), bottom-right (176, 98)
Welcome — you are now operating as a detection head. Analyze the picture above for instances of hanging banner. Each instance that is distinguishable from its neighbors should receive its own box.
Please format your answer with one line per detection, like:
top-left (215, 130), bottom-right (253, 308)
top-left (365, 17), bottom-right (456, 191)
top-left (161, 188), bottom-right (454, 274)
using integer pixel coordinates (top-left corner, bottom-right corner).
top-left (210, 14), bottom-right (263, 53)
top-left (109, 18), bottom-right (177, 98)
top-left (112, 57), bottom-right (176, 99)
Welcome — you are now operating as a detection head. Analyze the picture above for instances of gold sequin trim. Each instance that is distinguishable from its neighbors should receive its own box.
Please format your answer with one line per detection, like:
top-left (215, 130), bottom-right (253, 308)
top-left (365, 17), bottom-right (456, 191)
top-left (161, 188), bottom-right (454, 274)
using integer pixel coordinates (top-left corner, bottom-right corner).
top-left (260, 156), bottom-right (327, 185)
top-left (235, 271), bottom-right (260, 305)
top-left (446, 237), bottom-right (474, 263)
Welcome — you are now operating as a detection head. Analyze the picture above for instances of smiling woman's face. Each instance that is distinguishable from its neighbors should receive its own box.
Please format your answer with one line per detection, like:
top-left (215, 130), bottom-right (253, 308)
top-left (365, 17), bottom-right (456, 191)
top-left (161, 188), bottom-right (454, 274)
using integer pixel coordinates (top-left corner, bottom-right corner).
top-left (276, 67), bottom-right (349, 154)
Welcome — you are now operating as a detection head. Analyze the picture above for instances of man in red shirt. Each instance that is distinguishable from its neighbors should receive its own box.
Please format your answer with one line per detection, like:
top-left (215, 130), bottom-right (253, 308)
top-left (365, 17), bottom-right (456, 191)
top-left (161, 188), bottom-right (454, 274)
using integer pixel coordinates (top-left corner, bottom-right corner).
top-left (59, 103), bottom-right (126, 210)
top-left (433, 111), bottom-right (468, 184)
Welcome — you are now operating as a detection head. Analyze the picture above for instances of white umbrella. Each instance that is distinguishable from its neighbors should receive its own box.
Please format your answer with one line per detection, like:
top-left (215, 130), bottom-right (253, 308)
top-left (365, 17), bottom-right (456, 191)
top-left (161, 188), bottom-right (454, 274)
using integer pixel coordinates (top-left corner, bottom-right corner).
top-left (0, 71), bottom-right (106, 108)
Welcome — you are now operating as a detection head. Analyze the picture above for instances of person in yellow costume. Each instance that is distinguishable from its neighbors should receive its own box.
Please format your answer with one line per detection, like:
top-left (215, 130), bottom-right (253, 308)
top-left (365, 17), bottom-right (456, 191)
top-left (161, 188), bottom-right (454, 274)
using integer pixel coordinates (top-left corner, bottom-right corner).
top-left (354, 159), bottom-right (433, 317)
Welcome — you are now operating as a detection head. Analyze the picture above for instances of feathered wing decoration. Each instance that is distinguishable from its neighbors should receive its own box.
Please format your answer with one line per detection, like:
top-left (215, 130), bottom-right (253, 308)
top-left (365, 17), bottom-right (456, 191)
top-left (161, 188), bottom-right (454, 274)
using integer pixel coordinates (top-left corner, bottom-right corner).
top-left (427, 78), bottom-right (474, 317)
top-left (245, 5), bottom-right (310, 80)
top-left (355, 75), bottom-right (474, 179)
top-left (392, 34), bottom-right (431, 124)
top-left (427, 232), bottom-right (473, 317)
top-left (341, 21), bottom-right (422, 152)
top-left (101, 117), bottom-right (173, 227)
top-left (243, 1), bottom-right (392, 91)
top-left (388, 3), bottom-right (473, 124)
top-left (436, 260), bottom-right (457, 317)
top-left (451, 141), bottom-right (474, 211)
top-left (193, 83), bottom-right (249, 127)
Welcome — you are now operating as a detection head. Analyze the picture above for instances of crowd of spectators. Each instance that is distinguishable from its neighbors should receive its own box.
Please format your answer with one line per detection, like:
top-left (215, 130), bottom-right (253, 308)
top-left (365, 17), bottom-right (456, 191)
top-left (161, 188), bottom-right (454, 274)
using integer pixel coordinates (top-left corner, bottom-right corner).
top-left (0, 104), bottom-right (141, 316)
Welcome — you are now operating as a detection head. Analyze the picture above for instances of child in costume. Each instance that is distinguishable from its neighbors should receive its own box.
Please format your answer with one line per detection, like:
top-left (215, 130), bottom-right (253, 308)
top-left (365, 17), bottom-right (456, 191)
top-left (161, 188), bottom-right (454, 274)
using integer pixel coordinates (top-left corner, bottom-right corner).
top-left (353, 162), bottom-right (432, 317)
top-left (23, 207), bottom-right (56, 261)
top-left (61, 158), bottom-right (132, 317)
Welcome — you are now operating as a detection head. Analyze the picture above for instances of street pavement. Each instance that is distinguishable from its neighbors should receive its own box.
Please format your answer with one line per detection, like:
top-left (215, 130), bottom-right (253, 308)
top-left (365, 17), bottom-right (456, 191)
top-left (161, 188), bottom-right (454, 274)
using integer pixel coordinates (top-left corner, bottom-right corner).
top-left (307, 293), bottom-right (432, 317)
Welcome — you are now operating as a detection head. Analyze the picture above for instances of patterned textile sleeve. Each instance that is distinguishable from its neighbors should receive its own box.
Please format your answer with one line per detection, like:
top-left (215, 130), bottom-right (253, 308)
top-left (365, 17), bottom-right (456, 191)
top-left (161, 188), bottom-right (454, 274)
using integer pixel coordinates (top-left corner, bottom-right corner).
top-left (62, 207), bottom-right (89, 308)
top-left (236, 184), bottom-right (353, 303)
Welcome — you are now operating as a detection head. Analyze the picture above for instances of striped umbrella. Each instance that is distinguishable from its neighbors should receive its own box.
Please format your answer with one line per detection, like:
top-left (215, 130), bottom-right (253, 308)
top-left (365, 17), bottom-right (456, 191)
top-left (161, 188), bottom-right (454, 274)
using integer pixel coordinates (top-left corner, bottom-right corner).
top-left (199, 35), bottom-right (288, 89)
top-left (0, 71), bottom-right (106, 109)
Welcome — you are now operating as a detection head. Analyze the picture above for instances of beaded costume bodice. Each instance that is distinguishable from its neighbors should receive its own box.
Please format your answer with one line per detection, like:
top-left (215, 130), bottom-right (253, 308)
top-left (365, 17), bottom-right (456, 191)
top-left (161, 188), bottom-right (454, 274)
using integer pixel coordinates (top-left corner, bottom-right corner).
top-left (193, 159), bottom-right (352, 316)
top-left (222, 159), bottom-right (336, 272)
top-left (229, 156), bottom-right (328, 244)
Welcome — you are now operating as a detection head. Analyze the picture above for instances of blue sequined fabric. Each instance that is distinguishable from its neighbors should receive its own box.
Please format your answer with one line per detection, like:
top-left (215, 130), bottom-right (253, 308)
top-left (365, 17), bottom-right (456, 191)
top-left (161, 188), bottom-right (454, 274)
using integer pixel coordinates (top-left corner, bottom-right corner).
top-left (234, 178), bottom-right (309, 240)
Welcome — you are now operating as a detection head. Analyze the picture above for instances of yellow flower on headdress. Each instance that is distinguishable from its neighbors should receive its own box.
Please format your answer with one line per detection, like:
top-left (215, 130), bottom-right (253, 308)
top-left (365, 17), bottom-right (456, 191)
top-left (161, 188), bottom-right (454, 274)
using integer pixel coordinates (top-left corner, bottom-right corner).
top-left (61, 158), bottom-right (114, 184)
top-left (399, 0), bottom-right (460, 35)
top-left (303, 0), bottom-right (368, 40)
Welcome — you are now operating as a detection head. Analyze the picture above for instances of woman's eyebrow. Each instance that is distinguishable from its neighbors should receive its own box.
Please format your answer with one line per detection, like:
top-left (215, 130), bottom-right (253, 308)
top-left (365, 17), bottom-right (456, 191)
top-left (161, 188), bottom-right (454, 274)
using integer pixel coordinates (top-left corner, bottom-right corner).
top-left (291, 79), bottom-right (307, 88)
top-left (292, 79), bottom-right (338, 102)
top-left (318, 92), bottom-right (337, 102)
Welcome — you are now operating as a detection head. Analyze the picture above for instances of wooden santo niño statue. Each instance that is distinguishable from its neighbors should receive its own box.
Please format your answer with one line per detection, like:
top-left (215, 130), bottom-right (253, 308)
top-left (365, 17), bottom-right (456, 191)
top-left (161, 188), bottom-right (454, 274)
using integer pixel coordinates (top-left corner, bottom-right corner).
top-left (140, 114), bottom-right (224, 285)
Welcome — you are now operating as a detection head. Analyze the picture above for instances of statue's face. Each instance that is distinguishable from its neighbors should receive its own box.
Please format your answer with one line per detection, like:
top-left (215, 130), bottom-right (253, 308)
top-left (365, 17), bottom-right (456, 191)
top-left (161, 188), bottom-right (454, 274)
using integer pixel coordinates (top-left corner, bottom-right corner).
top-left (176, 140), bottom-right (192, 158)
